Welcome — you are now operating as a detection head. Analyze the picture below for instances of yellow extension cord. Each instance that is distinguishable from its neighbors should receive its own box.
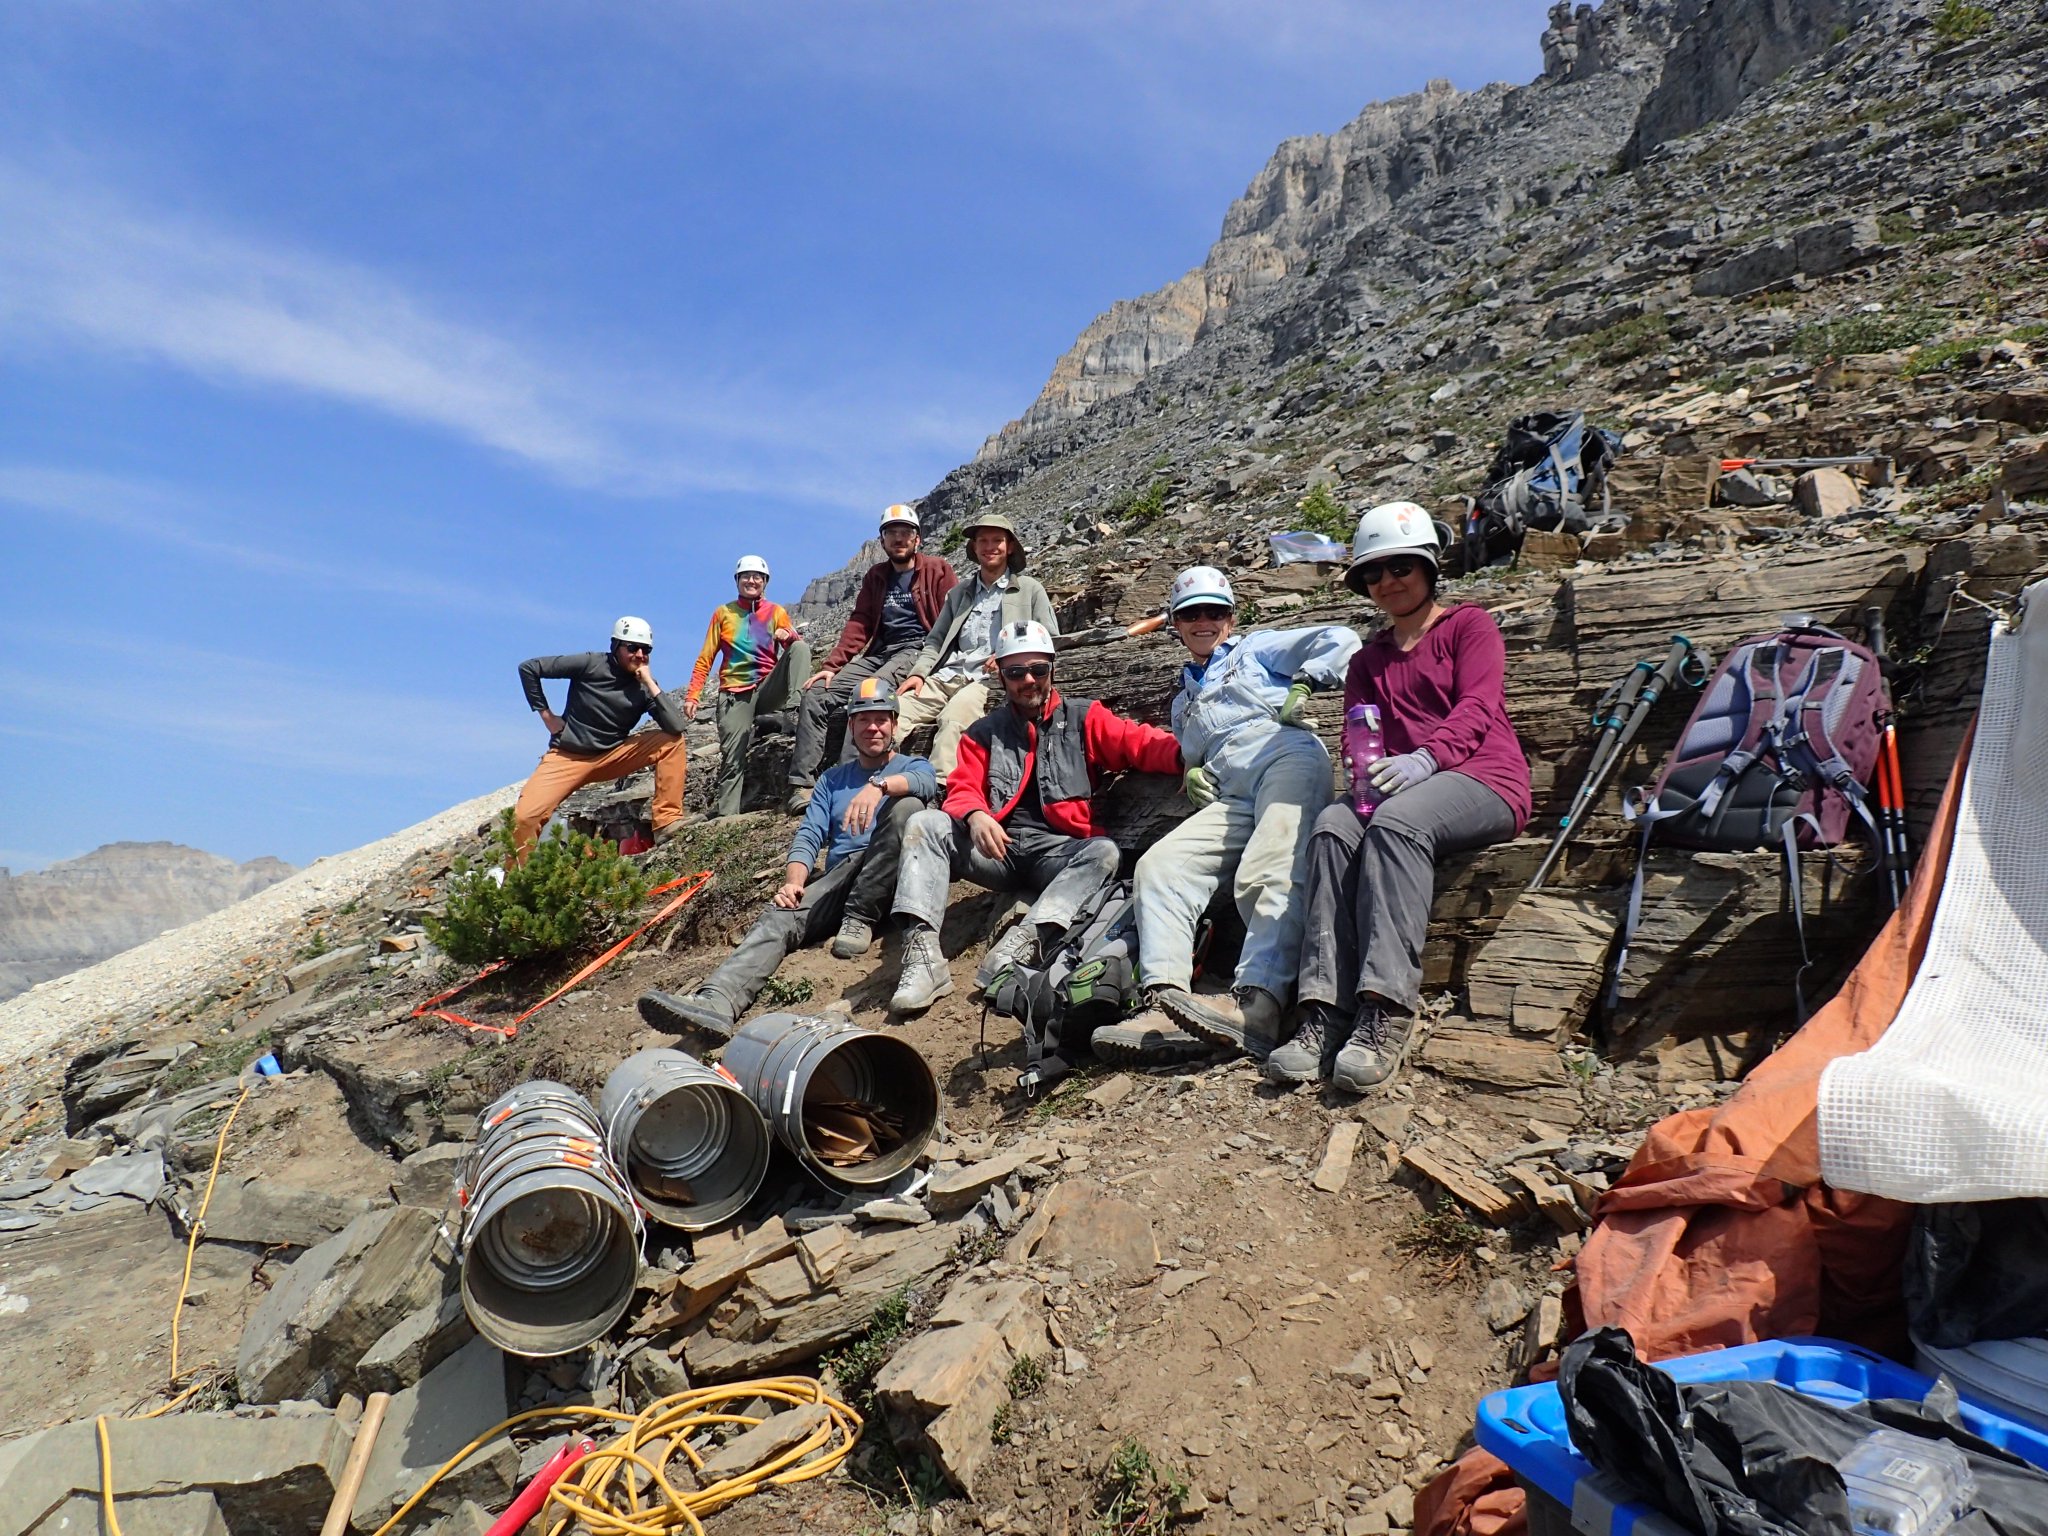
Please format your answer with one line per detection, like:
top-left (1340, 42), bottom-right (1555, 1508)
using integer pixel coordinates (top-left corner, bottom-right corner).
top-left (365, 1378), bottom-right (864, 1536)
top-left (96, 1078), bottom-right (863, 1534)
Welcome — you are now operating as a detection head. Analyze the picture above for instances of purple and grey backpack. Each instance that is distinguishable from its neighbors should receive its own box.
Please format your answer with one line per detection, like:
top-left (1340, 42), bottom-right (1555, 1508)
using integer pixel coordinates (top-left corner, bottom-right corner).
top-left (1608, 619), bottom-right (1892, 1015)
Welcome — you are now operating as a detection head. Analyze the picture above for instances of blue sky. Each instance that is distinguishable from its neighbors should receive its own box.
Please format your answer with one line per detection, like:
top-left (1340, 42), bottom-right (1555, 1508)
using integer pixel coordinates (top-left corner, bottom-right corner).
top-left (0, 2), bottom-right (1549, 871)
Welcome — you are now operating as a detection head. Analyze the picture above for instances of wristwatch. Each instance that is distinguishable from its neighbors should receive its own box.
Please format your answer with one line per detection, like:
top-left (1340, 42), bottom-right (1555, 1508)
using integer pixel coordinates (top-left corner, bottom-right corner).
top-left (868, 769), bottom-right (892, 790)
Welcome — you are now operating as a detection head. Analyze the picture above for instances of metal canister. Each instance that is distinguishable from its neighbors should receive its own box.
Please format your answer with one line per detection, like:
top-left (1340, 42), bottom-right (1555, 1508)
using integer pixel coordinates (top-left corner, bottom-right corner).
top-left (458, 1081), bottom-right (641, 1356)
top-left (598, 1048), bottom-right (771, 1232)
top-left (720, 1012), bottom-right (939, 1191)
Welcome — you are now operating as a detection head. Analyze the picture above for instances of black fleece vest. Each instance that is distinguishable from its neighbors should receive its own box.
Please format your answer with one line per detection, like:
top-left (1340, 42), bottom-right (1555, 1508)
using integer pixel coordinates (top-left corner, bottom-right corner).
top-left (980, 696), bottom-right (1092, 819)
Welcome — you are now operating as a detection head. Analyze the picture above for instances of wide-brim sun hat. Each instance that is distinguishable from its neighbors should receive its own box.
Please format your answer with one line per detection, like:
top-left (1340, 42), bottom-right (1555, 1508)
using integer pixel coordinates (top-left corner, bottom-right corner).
top-left (961, 512), bottom-right (1027, 573)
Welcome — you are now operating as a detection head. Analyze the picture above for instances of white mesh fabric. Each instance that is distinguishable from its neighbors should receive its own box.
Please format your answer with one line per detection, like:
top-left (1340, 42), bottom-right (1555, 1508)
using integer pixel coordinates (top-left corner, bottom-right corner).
top-left (1819, 578), bottom-right (2048, 1201)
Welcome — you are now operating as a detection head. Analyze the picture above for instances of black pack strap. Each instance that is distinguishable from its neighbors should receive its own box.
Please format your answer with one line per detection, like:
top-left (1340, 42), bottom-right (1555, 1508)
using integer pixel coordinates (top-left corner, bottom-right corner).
top-left (1782, 816), bottom-right (1815, 1023)
top-left (1604, 819), bottom-right (1656, 1016)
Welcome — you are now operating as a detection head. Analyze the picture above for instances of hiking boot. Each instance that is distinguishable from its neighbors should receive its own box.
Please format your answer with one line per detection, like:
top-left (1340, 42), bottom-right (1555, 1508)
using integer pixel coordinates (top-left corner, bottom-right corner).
top-left (830, 914), bottom-right (875, 960)
top-left (1157, 986), bottom-right (1281, 1056)
top-left (637, 987), bottom-right (738, 1040)
top-left (889, 925), bottom-right (954, 1014)
top-left (1261, 1002), bottom-right (1341, 1085)
top-left (651, 818), bottom-right (689, 846)
top-left (1330, 1003), bottom-right (1415, 1095)
top-left (784, 785), bottom-right (813, 815)
top-left (1089, 1010), bottom-right (1213, 1069)
top-left (973, 920), bottom-right (1040, 993)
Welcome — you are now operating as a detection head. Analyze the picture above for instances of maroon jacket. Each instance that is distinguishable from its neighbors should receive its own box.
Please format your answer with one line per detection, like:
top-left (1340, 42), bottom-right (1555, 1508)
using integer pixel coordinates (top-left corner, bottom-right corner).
top-left (823, 553), bottom-right (957, 670)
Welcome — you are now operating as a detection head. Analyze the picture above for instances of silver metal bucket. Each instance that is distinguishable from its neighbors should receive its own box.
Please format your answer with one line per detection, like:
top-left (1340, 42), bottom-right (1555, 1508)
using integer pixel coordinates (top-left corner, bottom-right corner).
top-left (458, 1081), bottom-right (641, 1357)
top-left (598, 1049), bottom-right (771, 1232)
top-left (720, 1012), bottom-right (939, 1191)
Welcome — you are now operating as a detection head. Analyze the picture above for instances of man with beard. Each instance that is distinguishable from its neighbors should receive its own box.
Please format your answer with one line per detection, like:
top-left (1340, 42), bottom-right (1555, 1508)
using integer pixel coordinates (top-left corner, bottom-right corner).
top-left (513, 616), bottom-right (688, 858)
top-left (787, 504), bottom-right (956, 812)
top-left (886, 621), bottom-right (1182, 1015)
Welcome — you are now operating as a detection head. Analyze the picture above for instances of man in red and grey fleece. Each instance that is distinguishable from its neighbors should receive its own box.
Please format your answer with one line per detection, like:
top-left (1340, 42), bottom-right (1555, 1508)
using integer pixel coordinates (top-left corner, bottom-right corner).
top-left (885, 620), bottom-right (1182, 1015)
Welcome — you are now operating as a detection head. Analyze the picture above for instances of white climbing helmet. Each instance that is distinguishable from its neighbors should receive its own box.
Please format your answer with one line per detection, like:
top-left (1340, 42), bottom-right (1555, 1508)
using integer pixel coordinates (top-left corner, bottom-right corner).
top-left (611, 615), bottom-right (654, 647)
top-left (879, 503), bottom-right (921, 533)
top-left (1167, 565), bottom-right (1236, 615)
top-left (734, 554), bottom-right (771, 578)
top-left (993, 620), bottom-right (1057, 662)
top-left (1344, 501), bottom-right (1442, 594)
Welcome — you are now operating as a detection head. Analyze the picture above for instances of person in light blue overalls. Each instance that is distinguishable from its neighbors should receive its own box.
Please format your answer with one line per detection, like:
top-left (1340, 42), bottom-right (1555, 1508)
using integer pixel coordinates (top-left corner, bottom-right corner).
top-left (1115, 565), bottom-right (1360, 1060)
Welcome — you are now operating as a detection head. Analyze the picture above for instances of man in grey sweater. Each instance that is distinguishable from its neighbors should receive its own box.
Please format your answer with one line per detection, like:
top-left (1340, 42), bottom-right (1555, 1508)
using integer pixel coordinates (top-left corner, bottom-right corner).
top-left (513, 616), bottom-right (689, 858)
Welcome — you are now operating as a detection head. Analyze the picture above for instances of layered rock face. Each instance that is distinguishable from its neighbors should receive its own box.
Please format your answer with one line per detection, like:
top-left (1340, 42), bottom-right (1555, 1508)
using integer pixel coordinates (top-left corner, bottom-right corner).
top-left (969, 1), bottom-right (1711, 464)
top-left (0, 842), bottom-right (294, 1000)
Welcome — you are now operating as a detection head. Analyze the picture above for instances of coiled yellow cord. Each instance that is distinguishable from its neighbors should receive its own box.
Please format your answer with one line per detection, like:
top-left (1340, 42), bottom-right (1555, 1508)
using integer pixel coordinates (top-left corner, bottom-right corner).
top-left (365, 1376), bottom-right (862, 1536)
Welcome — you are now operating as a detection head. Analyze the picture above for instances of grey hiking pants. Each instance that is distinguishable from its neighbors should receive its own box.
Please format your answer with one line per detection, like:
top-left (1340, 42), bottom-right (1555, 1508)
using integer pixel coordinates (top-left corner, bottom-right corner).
top-left (712, 641), bottom-right (811, 818)
top-left (892, 808), bottom-right (1120, 936)
top-left (789, 645), bottom-right (920, 787)
top-left (700, 796), bottom-right (924, 1013)
top-left (1297, 773), bottom-right (1516, 1015)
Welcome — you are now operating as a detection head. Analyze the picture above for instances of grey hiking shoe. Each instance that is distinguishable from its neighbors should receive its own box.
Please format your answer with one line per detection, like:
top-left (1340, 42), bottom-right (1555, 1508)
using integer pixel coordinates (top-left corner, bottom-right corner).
top-left (1330, 1004), bottom-right (1415, 1094)
top-left (889, 925), bottom-right (954, 1014)
top-left (974, 920), bottom-right (1040, 992)
top-left (637, 987), bottom-right (738, 1040)
top-left (1262, 1003), bottom-right (1341, 1085)
top-left (830, 915), bottom-right (875, 960)
top-left (784, 785), bottom-right (813, 815)
top-left (1157, 986), bottom-right (1282, 1057)
top-left (1090, 1010), bottom-right (1213, 1069)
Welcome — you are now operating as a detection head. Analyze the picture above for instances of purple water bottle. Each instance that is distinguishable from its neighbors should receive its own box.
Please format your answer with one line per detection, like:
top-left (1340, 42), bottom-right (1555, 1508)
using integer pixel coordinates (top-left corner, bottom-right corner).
top-left (1344, 704), bottom-right (1386, 816)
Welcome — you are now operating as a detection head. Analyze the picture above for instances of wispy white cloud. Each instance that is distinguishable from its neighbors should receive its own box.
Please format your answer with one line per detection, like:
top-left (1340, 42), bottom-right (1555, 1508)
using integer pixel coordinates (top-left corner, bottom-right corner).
top-left (0, 462), bottom-right (579, 626)
top-left (0, 161), bottom-right (1003, 508)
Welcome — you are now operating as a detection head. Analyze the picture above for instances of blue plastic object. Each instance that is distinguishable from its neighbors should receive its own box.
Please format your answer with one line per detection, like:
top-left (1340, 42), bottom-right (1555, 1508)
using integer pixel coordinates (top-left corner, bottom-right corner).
top-left (1476, 1336), bottom-right (2048, 1535)
top-left (252, 1053), bottom-right (282, 1077)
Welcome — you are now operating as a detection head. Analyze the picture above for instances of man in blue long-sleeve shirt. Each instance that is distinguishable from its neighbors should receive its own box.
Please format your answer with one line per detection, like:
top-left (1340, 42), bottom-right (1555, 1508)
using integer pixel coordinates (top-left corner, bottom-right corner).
top-left (655, 679), bottom-right (935, 1034)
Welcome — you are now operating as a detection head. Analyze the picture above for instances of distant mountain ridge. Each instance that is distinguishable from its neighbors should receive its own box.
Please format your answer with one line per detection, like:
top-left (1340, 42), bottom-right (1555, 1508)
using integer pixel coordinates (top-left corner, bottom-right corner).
top-left (0, 841), bottom-right (294, 1001)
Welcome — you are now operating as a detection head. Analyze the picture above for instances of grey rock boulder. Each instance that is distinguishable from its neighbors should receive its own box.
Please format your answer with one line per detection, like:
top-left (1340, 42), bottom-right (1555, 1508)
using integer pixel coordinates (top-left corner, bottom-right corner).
top-left (236, 1204), bottom-right (449, 1405)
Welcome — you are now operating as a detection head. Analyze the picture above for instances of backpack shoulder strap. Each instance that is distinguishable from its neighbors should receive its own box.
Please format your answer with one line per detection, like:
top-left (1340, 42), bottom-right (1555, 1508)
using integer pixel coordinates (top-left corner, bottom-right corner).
top-left (1693, 640), bottom-right (1784, 821)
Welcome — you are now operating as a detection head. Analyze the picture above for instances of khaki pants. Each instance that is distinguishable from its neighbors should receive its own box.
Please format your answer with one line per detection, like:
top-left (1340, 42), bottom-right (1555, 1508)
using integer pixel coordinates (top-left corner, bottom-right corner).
top-left (512, 730), bottom-right (686, 858)
top-left (893, 673), bottom-right (989, 782)
top-left (712, 641), bottom-right (811, 818)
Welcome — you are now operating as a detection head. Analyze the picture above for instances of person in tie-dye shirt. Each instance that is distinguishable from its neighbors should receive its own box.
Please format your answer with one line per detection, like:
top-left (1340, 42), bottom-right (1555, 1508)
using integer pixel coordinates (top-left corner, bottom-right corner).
top-left (686, 555), bottom-right (811, 818)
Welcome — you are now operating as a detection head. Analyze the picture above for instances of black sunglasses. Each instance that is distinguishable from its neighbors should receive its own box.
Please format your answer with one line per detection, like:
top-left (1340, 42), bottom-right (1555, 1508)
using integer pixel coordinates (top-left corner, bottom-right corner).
top-left (1000, 663), bottom-right (1053, 681)
top-left (1355, 556), bottom-right (1423, 586)
top-left (1174, 604), bottom-right (1233, 623)
top-left (617, 641), bottom-right (652, 655)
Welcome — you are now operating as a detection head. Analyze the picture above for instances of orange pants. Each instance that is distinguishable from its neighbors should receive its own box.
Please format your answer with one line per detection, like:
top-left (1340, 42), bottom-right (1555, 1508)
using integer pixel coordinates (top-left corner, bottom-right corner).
top-left (512, 731), bottom-right (686, 857)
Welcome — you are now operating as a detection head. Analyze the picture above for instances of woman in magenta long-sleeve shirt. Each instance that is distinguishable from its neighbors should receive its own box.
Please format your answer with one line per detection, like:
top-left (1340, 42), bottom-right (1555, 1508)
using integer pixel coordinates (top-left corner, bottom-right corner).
top-left (1263, 501), bottom-right (1532, 1094)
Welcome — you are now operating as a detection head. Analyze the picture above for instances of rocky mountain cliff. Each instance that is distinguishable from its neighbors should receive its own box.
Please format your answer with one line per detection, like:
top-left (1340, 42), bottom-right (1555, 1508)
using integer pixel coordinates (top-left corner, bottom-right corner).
top-left (0, 842), bottom-right (294, 1001)
top-left (796, 0), bottom-right (2044, 641)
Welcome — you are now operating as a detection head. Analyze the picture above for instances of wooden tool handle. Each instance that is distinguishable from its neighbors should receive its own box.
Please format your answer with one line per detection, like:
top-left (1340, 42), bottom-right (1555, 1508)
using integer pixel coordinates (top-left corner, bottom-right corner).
top-left (319, 1390), bottom-right (392, 1536)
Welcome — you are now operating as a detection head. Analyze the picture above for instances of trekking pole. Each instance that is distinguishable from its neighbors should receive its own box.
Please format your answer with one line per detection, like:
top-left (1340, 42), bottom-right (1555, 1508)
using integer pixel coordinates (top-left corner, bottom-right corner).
top-left (1527, 634), bottom-right (1707, 892)
top-left (1863, 608), bottom-right (1914, 908)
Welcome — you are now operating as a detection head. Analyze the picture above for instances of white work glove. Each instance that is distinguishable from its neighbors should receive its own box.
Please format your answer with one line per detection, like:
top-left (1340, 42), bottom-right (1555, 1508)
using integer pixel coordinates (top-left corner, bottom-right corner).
top-left (1183, 765), bottom-right (1218, 809)
top-left (1369, 748), bottom-right (1439, 796)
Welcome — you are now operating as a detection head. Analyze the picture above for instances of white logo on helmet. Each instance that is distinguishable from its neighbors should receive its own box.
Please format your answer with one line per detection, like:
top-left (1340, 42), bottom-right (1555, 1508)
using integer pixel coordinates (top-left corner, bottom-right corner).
top-left (993, 620), bottom-right (1056, 661)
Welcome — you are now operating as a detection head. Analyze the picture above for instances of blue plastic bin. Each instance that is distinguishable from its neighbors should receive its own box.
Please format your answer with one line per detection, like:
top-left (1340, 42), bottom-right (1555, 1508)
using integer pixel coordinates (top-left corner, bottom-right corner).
top-left (1475, 1336), bottom-right (2048, 1536)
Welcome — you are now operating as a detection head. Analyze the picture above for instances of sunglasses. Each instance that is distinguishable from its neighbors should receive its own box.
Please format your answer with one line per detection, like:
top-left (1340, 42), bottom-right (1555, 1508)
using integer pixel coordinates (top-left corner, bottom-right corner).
top-left (1355, 556), bottom-right (1423, 586)
top-left (1000, 663), bottom-right (1053, 681)
top-left (617, 642), bottom-right (652, 655)
top-left (1174, 604), bottom-right (1233, 623)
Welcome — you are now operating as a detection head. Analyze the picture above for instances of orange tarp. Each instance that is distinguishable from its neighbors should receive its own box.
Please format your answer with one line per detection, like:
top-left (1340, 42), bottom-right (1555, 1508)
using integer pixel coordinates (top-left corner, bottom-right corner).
top-left (1418, 725), bottom-right (1971, 1536)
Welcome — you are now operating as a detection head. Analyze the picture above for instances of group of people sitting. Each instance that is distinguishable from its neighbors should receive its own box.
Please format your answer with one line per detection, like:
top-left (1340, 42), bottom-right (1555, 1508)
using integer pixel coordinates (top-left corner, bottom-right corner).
top-left (511, 498), bottom-right (1530, 1094)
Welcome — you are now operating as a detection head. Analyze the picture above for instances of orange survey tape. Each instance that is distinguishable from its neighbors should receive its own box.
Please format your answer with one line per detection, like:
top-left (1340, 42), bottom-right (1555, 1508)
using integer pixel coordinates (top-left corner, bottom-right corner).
top-left (414, 871), bottom-right (714, 1040)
